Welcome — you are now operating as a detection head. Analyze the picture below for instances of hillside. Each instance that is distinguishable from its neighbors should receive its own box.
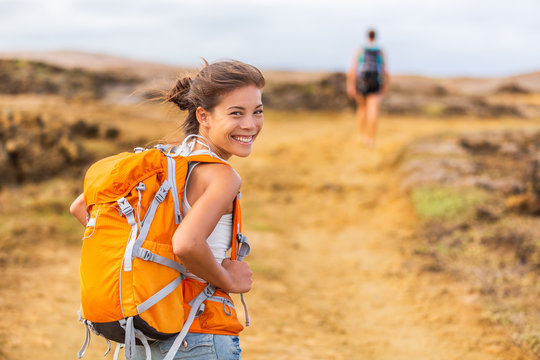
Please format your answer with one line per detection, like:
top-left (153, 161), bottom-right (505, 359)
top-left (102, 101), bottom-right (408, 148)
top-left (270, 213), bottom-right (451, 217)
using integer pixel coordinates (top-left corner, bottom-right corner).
top-left (2, 49), bottom-right (539, 91)
top-left (1, 50), bottom-right (540, 118)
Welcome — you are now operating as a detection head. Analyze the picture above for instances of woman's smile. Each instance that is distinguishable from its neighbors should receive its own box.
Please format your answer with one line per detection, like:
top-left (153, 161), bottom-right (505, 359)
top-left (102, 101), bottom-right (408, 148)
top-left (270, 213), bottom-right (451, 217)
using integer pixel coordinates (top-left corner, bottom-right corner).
top-left (231, 135), bottom-right (255, 144)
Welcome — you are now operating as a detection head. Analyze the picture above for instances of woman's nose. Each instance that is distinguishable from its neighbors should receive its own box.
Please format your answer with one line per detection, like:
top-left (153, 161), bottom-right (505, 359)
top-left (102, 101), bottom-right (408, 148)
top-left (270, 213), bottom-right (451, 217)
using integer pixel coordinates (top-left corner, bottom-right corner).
top-left (240, 115), bottom-right (256, 130)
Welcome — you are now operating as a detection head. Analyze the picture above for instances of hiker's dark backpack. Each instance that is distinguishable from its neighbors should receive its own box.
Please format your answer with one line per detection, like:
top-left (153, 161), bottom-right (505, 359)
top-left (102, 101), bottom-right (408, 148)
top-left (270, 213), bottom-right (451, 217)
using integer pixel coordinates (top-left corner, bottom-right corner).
top-left (356, 47), bottom-right (383, 92)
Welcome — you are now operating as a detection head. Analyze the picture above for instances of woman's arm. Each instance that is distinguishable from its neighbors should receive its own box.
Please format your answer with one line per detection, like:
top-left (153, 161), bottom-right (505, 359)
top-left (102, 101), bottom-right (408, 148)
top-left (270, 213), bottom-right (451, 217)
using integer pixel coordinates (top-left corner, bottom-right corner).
top-left (70, 193), bottom-right (88, 226)
top-left (172, 164), bottom-right (253, 294)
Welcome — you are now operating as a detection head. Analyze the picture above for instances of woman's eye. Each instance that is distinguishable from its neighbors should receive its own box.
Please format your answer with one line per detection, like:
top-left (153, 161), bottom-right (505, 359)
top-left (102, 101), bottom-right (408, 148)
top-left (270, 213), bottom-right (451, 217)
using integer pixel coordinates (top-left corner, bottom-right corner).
top-left (230, 111), bottom-right (242, 116)
top-left (254, 109), bottom-right (264, 115)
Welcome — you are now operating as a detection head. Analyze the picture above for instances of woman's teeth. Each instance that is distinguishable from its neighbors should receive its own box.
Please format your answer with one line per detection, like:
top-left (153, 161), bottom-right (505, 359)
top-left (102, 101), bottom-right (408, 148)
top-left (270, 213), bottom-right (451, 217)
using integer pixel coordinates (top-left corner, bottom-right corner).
top-left (232, 135), bottom-right (253, 143)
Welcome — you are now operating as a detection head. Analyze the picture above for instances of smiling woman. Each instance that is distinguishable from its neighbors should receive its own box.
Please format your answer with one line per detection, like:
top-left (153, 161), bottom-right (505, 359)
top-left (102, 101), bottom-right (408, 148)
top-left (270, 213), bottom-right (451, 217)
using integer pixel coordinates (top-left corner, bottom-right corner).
top-left (69, 59), bottom-right (265, 360)
top-left (145, 59), bottom-right (265, 359)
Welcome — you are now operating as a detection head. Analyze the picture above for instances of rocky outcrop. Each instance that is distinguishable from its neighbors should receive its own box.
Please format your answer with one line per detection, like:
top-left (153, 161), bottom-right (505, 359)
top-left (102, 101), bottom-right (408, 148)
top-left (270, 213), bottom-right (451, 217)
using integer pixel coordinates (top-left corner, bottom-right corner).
top-left (263, 72), bottom-right (355, 110)
top-left (0, 59), bottom-right (141, 99)
top-left (0, 110), bottom-right (118, 185)
top-left (261, 72), bottom-right (537, 118)
top-left (400, 130), bottom-right (540, 199)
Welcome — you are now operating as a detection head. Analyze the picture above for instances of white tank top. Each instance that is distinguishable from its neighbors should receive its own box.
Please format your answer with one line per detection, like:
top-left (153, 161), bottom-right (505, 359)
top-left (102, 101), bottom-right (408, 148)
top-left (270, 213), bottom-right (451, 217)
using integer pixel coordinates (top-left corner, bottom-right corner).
top-left (182, 162), bottom-right (233, 282)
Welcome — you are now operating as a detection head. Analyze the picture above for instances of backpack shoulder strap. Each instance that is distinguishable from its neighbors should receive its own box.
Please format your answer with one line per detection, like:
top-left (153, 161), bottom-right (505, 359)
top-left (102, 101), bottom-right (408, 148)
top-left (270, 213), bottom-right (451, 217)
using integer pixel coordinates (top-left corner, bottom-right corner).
top-left (183, 153), bottom-right (228, 165)
top-left (232, 193), bottom-right (251, 325)
top-left (231, 196), bottom-right (241, 260)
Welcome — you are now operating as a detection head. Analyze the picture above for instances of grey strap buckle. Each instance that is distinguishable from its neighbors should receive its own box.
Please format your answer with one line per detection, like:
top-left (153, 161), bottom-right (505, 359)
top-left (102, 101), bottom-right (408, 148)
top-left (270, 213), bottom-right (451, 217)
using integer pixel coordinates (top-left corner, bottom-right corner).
top-left (236, 233), bottom-right (247, 243)
top-left (203, 284), bottom-right (216, 297)
top-left (237, 233), bottom-right (250, 261)
top-left (139, 248), bottom-right (153, 261)
top-left (117, 198), bottom-right (133, 216)
top-left (154, 187), bottom-right (168, 203)
top-left (196, 303), bottom-right (205, 317)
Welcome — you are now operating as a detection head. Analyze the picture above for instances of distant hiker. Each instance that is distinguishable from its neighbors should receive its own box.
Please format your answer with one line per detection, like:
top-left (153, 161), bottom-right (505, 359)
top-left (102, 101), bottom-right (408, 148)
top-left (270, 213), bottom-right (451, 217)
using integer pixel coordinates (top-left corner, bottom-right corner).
top-left (70, 59), bottom-right (265, 360)
top-left (347, 28), bottom-right (389, 147)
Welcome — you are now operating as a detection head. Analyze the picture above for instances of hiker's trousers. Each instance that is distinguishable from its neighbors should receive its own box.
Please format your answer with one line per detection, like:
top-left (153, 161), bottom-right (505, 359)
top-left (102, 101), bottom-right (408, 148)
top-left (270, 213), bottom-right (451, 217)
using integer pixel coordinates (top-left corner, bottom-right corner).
top-left (133, 332), bottom-right (241, 360)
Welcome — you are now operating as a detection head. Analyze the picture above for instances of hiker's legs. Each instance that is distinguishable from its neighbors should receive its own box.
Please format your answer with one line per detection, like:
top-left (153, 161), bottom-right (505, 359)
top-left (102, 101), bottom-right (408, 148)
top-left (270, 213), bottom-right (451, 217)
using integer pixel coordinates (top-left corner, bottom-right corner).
top-left (355, 94), bottom-right (367, 140)
top-left (364, 93), bottom-right (382, 146)
top-left (134, 333), bottom-right (241, 360)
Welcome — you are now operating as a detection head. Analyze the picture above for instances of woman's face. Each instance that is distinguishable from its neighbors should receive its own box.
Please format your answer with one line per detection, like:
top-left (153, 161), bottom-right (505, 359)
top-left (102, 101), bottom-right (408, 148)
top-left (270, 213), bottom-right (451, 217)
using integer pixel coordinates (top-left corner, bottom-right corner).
top-left (198, 85), bottom-right (263, 160)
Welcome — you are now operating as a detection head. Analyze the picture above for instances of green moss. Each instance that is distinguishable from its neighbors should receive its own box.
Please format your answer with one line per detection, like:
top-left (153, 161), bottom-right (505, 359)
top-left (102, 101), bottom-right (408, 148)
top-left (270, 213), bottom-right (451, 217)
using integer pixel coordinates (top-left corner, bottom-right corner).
top-left (15, 59), bottom-right (28, 67)
top-left (422, 103), bottom-right (445, 117)
top-left (411, 185), bottom-right (490, 221)
top-left (300, 83), bottom-right (315, 96)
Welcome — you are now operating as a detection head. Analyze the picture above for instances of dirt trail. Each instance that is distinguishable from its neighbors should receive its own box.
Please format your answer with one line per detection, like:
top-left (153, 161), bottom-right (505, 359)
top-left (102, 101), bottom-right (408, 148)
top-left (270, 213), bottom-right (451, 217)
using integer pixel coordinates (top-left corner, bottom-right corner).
top-left (2, 113), bottom-right (538, 359)
top-left (233, 113), bottom-right (538, 360)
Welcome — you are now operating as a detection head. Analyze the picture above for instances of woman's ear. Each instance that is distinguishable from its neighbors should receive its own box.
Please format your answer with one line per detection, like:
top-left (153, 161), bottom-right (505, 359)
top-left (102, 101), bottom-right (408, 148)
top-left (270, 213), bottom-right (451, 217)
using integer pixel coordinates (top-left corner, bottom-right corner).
top-left (196, 107), bottom-right (209, 128)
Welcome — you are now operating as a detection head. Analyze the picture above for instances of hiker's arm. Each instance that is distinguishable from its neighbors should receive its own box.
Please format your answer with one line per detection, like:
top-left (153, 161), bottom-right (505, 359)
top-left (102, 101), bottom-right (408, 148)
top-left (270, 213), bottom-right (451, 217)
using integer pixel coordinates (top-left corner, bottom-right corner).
top-left (172, 165), bottom-right (252, 294)
top-left (70, 193), bottom-right (87, 226)
top-left (346, 50), bottom-right (360, 99)
top-left (380, 50), bottom-right (390, 96)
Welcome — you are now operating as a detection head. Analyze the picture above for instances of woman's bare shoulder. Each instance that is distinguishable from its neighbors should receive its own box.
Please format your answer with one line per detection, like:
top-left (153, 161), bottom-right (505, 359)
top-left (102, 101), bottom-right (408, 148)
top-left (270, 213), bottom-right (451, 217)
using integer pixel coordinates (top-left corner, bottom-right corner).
top-left (193, 162), bottom-right (241, 194)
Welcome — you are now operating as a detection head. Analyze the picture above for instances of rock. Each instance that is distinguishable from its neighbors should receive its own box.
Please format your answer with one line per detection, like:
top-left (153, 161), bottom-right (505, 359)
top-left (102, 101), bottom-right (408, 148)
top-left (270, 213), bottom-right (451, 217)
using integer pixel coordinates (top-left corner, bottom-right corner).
top-left (70, 119), bottom-right (99, 138)
top-left (476, 205), bottom-right (501, 222)
top-left (103, 125), bottom-right (120, 139)
top-left (460, 135), bottom-right (501, 153)
top-left (0, 110), bottom-right (95, 184)
top-left (496, 83), bottom-right (530, 94)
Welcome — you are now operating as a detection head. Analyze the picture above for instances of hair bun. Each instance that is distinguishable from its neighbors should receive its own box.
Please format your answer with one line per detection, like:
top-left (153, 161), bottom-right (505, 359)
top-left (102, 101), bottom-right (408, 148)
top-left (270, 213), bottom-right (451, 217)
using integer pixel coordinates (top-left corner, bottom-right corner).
top-left (168, 76), bottom-right (192, 111)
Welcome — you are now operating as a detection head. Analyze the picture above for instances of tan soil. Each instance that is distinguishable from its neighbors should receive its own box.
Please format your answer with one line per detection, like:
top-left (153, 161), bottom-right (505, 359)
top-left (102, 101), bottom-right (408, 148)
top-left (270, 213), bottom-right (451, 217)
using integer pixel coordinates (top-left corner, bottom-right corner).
top-left (1, 111), bottom-right (538, 359)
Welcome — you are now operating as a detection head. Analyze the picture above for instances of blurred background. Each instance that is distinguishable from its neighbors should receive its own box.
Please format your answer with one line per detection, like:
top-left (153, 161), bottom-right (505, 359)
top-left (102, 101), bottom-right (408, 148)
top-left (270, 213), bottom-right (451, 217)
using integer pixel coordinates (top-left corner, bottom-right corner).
top-left (1, 0), bottom-right (539, 359)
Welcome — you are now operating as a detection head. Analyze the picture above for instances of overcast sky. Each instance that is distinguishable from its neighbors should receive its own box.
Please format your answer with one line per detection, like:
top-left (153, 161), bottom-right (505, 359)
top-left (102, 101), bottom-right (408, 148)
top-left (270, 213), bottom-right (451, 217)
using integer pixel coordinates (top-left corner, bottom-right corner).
top-left (0, 0), bottom-right (538, 77)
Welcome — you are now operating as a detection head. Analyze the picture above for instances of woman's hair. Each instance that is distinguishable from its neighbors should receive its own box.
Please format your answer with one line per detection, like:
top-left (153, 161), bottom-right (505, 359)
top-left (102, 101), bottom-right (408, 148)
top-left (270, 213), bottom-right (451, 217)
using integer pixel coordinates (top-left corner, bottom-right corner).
top-left (368, 29), bottom-right (376, 41)
top-left (165, 59), bottom-right (265, 136)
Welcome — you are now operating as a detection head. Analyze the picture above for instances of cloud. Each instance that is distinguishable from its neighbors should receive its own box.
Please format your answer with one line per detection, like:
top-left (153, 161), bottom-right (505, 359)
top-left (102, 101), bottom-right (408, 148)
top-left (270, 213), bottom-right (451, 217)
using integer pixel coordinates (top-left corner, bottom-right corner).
top-left (0, 0), bottom-right (538, 76)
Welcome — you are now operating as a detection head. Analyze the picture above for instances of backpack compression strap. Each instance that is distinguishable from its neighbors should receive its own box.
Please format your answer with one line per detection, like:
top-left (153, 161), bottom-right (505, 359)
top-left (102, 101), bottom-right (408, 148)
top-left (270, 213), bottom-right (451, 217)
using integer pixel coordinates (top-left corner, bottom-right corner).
top-left (161, 283), bottom-right (217, 360)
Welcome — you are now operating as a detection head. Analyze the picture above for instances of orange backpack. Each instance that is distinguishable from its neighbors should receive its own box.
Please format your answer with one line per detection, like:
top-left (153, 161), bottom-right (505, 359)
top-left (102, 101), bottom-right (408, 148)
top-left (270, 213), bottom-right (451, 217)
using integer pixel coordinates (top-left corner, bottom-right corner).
top-left (77, 137), bottom-right (250, 360)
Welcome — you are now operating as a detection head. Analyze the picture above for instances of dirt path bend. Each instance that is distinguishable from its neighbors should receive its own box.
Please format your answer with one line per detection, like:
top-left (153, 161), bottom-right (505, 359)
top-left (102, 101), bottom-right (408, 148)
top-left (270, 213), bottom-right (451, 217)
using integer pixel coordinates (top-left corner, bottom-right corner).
top-left (2, 113), bottom-right (539, 359)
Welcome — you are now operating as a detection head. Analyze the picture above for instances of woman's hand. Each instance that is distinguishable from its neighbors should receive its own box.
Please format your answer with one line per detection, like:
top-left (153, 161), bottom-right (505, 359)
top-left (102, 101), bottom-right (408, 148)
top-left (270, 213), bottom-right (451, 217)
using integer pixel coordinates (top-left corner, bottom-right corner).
top-left (221, 259), bottom-right (253, 293)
